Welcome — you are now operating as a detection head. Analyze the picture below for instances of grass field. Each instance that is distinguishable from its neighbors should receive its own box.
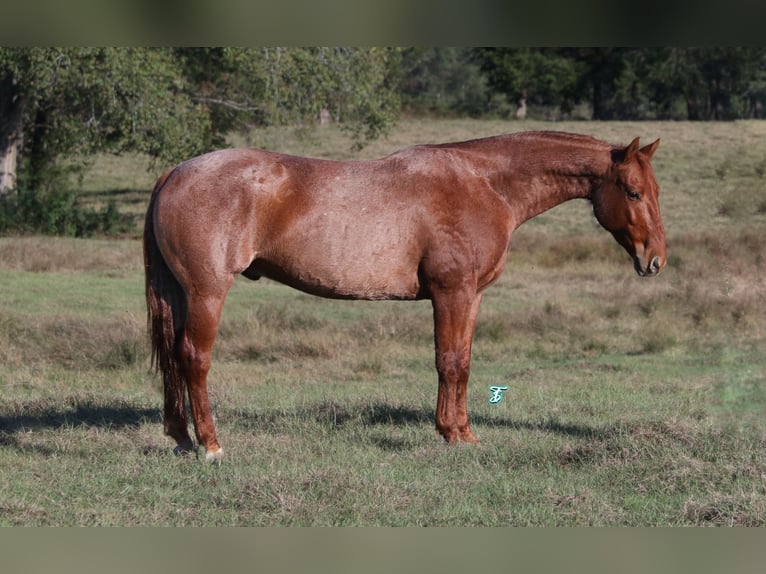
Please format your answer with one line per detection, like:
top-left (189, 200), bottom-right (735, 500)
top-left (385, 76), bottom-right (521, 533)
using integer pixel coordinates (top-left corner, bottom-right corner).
top-left (1, 118), bottom-right (765, 525)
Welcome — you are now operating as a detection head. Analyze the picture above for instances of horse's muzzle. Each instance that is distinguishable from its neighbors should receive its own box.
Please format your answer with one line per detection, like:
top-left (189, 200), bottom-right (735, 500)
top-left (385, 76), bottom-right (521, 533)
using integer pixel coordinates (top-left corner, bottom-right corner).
top-left (635, 255), bottom-right (664, 277)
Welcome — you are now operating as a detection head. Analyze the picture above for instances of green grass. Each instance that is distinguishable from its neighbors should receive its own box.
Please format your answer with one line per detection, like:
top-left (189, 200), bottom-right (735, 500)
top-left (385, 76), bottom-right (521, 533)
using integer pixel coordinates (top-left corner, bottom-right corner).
top-left (1, 118), bottom-right (765, 525)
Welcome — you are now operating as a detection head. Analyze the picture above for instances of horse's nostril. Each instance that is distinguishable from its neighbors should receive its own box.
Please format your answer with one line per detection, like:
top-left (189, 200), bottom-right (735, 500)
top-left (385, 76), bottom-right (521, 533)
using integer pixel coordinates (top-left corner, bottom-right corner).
top-left (650, 256), bottom-right (662, 272)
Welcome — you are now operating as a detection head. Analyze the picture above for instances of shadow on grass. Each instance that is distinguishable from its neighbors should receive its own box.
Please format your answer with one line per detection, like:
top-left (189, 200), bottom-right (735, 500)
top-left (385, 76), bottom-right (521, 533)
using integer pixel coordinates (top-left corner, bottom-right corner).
top-left (0, 397), bottom-right (607, 456)
top-left (0, 396), bottom-right (160, 451)
top-left (234, 400), bottom-right (608, 441)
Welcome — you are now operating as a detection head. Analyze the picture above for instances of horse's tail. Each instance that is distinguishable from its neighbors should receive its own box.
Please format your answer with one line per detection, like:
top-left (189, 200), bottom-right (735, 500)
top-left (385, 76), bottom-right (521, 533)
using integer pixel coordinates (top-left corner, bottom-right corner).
top-left (144, 168), bottom-right (187, 427)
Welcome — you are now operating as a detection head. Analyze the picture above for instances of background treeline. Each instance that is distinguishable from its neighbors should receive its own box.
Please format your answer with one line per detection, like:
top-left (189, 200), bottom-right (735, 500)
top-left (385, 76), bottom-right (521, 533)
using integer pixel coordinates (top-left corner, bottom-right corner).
top-left (403, 48), bottom-right (766, 121)
top-left (1, 47), bottom-right (765, 235)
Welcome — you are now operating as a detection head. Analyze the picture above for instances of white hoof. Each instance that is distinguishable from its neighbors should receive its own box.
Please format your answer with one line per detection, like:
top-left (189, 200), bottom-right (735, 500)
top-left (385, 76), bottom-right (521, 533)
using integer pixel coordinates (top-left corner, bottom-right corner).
top-left (205, 447), bottom-right (224, 463)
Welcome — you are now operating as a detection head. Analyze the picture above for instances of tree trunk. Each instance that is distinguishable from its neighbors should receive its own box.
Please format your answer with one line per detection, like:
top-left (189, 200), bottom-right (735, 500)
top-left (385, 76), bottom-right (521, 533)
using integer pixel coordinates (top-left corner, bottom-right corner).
top-left (592, 80), bottom-right (603, 120)
top-left (685, 94), bottom-right (702, 120)
top-left (0, 73), bottom-right (23, 195)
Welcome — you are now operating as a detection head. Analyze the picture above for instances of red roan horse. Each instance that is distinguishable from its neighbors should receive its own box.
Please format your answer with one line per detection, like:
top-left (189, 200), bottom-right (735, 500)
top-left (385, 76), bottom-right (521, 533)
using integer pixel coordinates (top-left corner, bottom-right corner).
top-left (144, 131), bottom-right (666, 462)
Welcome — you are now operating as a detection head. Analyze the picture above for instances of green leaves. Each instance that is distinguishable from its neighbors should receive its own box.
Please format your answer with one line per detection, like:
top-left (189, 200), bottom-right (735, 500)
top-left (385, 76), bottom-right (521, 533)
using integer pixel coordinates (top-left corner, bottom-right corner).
top-left (3, 47), bottom-right (214, 167)
top-left (178, 47), bottom-right (400, 148)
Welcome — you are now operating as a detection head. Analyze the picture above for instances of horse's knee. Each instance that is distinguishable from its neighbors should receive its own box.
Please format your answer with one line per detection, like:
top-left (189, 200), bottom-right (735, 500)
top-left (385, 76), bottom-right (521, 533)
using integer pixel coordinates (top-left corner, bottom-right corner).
top-left (436, 349), bottom-right (471, 380)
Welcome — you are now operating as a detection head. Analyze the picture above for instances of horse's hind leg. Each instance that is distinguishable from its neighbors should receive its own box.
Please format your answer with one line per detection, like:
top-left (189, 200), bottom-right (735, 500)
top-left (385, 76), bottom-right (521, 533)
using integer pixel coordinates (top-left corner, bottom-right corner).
top-left (180, 289), bottom-right (231, 462)
top-left (165, 380), bottom-right (194, 455)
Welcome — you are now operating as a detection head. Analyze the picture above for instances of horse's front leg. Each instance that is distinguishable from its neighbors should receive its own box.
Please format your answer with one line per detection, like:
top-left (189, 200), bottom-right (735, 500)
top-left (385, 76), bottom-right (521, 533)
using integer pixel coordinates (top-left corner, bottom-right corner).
top-left (431, 289), bottom-right (483, 444)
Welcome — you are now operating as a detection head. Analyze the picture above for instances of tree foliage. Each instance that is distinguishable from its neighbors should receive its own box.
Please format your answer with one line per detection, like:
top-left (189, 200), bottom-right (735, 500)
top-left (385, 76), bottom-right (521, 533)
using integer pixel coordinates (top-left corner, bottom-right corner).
top-left (1, 48), bottom-right (212, 186)
top-left (176, 47), bottom-right (400, 147)
top-left (399, 48), bottom-right (489, 117)
top-left (642, 47), bottom-right (766, 120)
top-left (407, 47), bottom-right (766, 122)
top-left (475, 48), bottom-right (581, 114)
top-left (0, 47), bottom-right (215, 235)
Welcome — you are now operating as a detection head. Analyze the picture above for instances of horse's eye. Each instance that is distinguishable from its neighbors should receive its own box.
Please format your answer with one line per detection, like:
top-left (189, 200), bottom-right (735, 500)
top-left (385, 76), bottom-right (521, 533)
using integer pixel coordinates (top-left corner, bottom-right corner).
top-left (627, 189), bottom-right (641, 201)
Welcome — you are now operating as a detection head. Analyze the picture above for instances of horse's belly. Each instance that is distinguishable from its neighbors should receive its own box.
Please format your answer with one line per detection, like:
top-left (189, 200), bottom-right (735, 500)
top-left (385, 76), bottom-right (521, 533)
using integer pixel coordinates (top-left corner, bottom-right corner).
top-left (255, 233), bottom-right (423, 301)
top-left (255, 255), bottom-right (421, 300)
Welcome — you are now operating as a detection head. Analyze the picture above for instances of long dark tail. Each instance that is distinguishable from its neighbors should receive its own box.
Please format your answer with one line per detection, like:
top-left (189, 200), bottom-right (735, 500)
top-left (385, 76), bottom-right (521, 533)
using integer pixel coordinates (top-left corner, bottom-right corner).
top-left (144, 168), bottom-right (187, 431)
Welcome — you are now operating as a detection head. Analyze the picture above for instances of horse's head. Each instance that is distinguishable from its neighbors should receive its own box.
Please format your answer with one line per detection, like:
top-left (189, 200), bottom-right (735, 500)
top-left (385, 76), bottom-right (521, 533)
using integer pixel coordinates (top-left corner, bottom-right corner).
top-left (593, 137), bottom-right (666, 277)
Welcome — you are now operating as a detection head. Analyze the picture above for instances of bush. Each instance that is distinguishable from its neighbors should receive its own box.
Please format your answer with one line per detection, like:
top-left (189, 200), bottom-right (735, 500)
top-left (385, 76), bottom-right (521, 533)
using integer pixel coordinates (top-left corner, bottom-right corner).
top-left (0, 187), bottom-right (123, 237)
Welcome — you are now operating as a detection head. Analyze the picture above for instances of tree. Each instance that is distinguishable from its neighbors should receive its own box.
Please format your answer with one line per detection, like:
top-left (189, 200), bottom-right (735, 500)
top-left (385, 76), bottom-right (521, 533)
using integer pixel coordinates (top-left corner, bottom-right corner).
top-left (475, 48), bottom-right (580, 117)
top-left (479, 48), bottom-right (766, 121)
top-left (0, 47), bottom-right (213, 196)
top-left (548, 48), bottom-right (635, 120)
top-left (0, 68), bottom-right (22, 193)
top-left (399, 48), bottom-right (489, 117)
top-left (177, 47), bottom-right (401, 147)
top-left (743, 50), bottom-right (766, 118)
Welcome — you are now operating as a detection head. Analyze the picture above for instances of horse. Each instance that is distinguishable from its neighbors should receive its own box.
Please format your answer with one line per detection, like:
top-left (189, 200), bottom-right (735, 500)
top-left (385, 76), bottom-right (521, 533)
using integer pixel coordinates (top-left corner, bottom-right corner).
top-left (144, 130), bottom-right (666, 462)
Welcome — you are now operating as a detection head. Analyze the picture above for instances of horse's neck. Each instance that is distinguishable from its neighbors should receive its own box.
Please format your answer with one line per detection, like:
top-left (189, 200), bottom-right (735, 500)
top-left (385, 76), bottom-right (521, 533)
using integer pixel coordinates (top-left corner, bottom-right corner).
top-left (478, 133), bottom-right (611, 227)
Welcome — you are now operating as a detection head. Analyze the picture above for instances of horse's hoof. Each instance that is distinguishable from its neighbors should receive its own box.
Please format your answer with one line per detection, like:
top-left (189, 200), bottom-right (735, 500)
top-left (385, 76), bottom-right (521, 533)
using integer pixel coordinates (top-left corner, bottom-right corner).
top-left (459, 429), bottom-right (480, 444)
top-left (173, 444), bottom-right (195, 457)
top-left (205, 447), bottom-right (224, 463)
top-left (461, 433), bottom-right (480, 444)
top-left (438, 428), bottom-right (480, 444)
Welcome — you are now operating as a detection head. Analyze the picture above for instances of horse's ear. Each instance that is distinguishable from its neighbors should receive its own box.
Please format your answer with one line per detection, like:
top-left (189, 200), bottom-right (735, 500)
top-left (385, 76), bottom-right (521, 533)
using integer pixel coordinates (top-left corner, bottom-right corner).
top-left (612, 137), bottom-right (641, 164)
top-left (640, 138), bottom-right (660, 160)
top-left (624, 137), bottom-right (641, 162)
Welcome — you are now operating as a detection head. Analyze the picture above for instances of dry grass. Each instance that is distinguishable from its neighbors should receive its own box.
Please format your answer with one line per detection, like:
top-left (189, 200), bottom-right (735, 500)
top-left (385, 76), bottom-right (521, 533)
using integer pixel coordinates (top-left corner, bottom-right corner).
top-left (0, 236), bottom-right (141, 272)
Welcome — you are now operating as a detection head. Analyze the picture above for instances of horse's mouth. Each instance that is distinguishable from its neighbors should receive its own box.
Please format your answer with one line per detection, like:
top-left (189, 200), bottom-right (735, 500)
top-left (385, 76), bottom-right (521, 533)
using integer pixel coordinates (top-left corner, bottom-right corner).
top-left (634, 255), bottom-right (664, 277)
